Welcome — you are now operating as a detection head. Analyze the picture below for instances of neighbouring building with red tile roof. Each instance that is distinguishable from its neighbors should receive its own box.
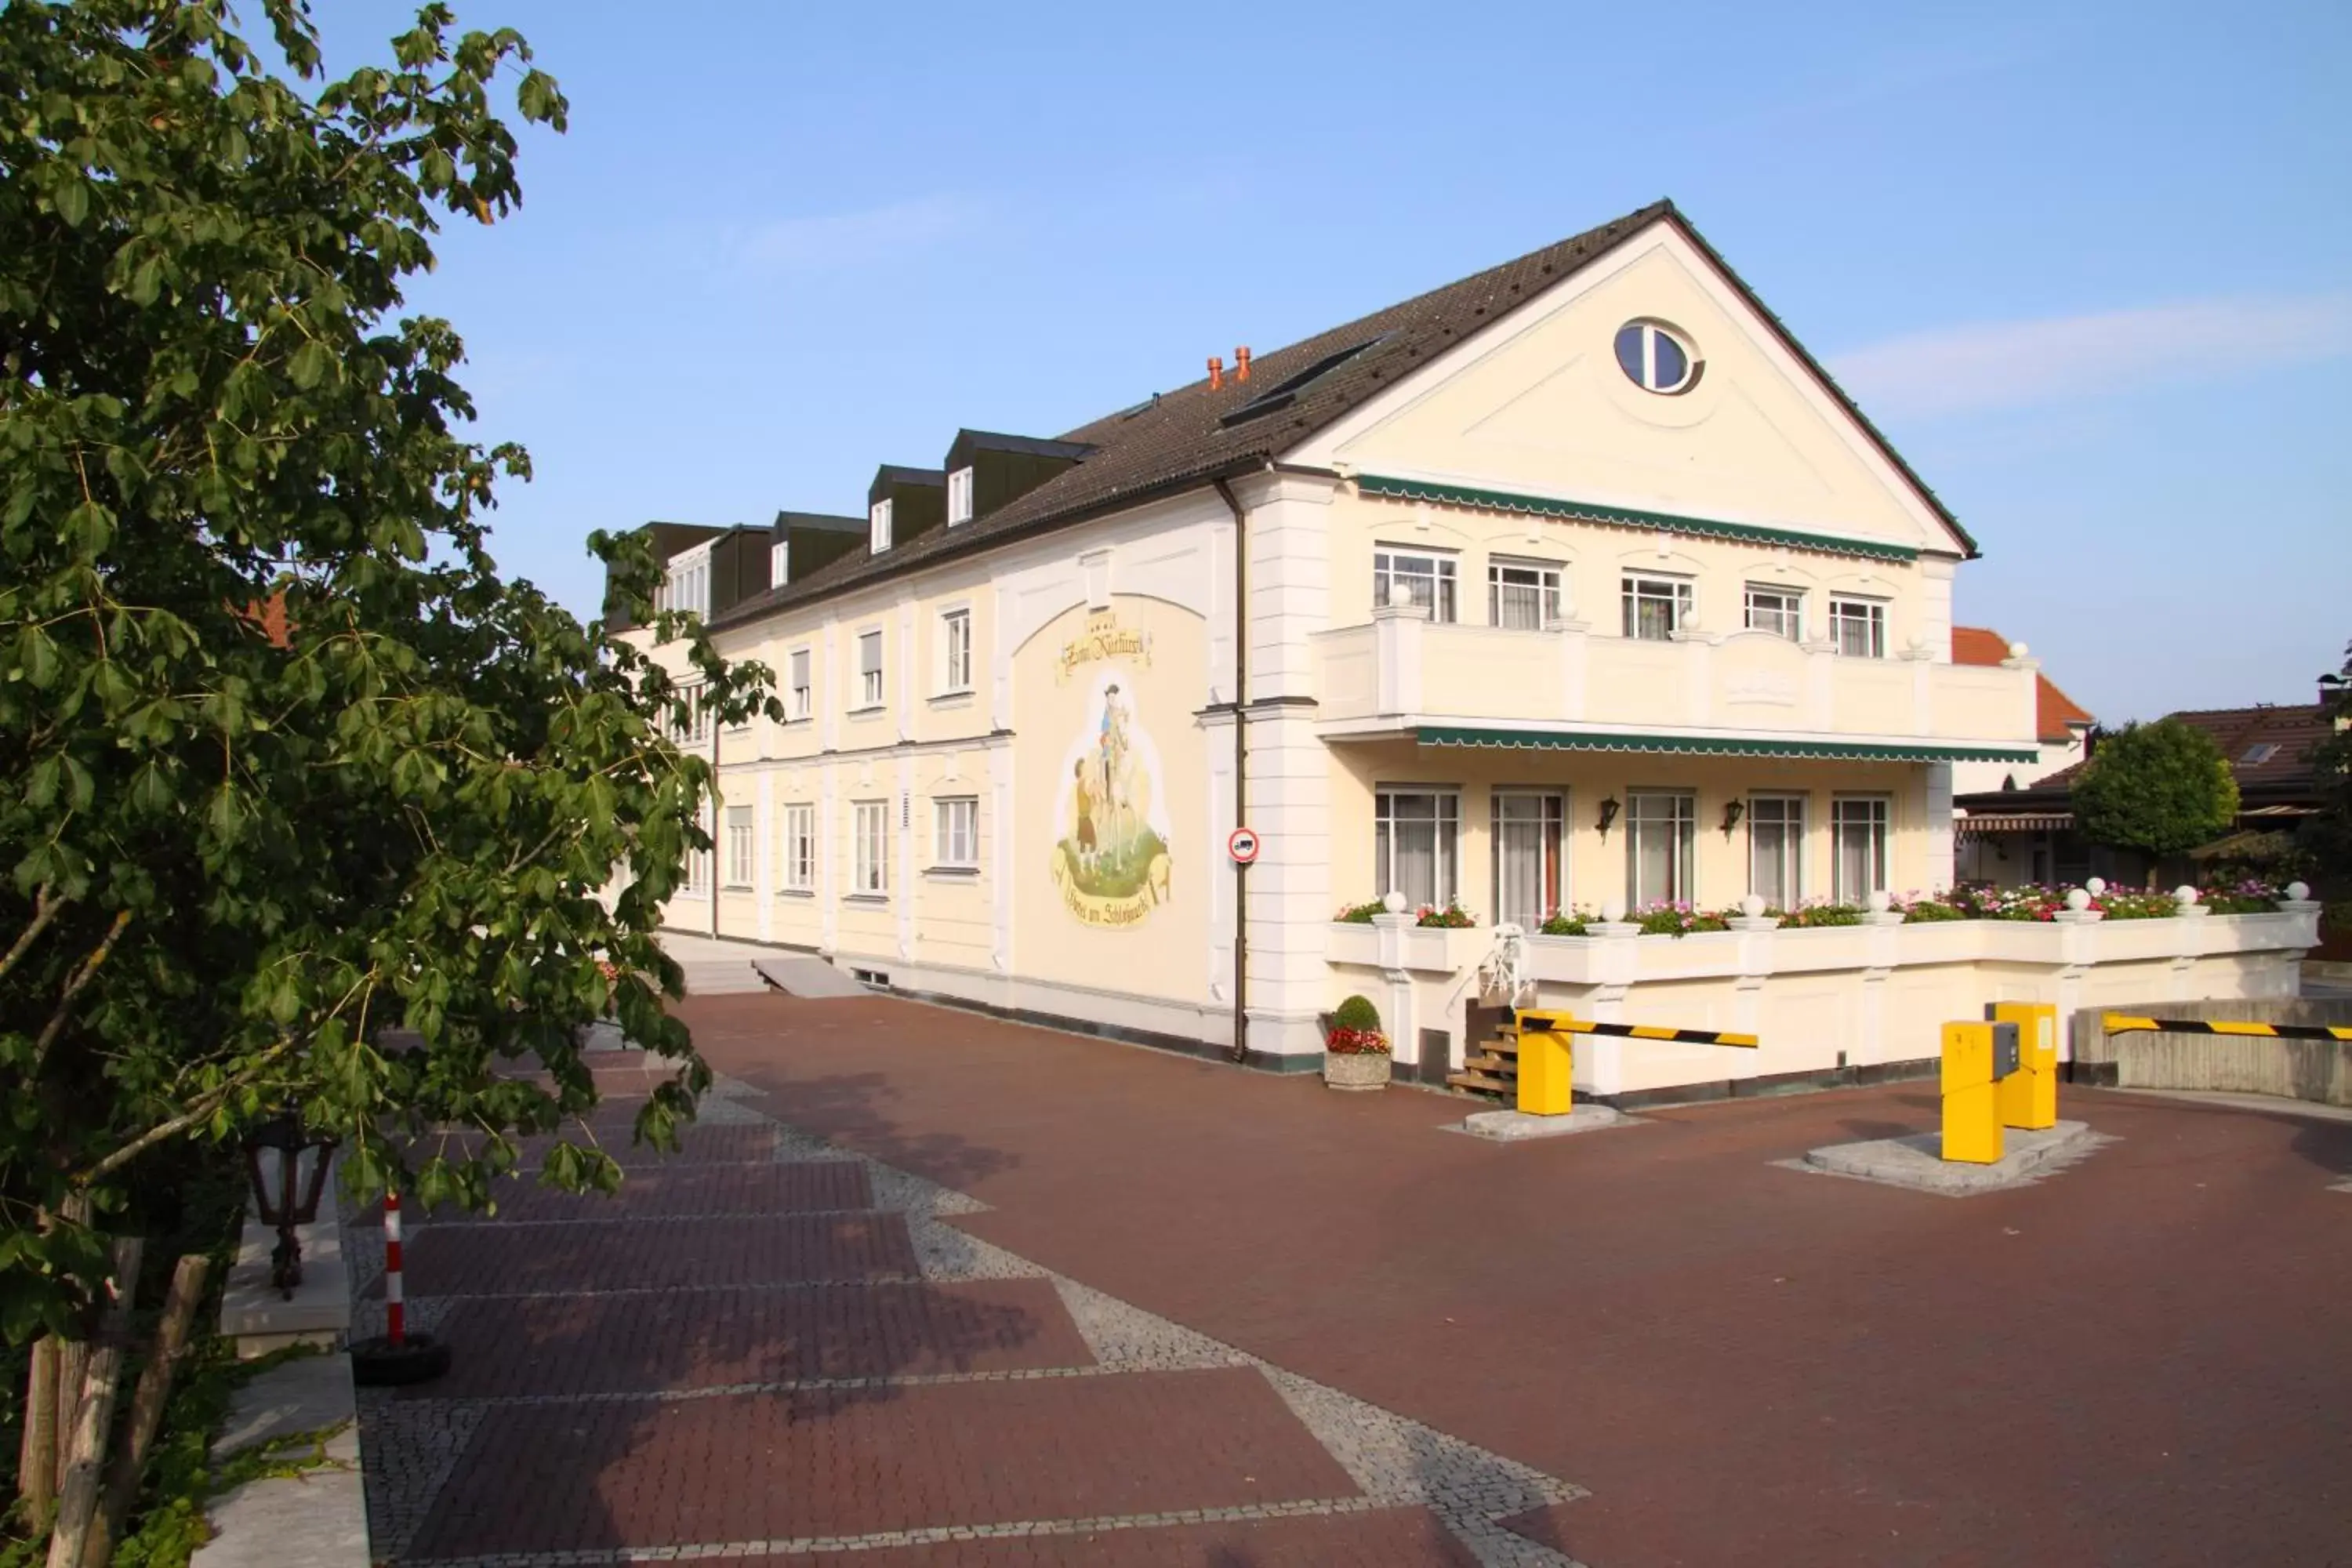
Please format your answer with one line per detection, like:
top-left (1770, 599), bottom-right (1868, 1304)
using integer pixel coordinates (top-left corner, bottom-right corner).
top-left (1955, 683), bottom-right (2342, 887)
top-left (1946, 626), bottom-right (2095, 797)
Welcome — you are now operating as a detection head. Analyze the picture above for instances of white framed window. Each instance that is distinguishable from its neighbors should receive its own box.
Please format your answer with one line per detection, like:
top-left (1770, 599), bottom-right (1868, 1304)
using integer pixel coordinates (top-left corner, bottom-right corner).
top-left (851, 800), bottom-right (887, 895)
top-left (1374, 549), bottom-right (1457, 623)
top-left (1832, 796), bottom-right (1890, 903)
top-left (779, 802), bottom-right (815, 891)
top-left (1830, 597), bottom-right (1886, 659)
top-left (939, 608), bottom-right (972, 692)
top-left (947, 466), bottom-right (975, 526)
top-left (1622, 574), bottom-right (1694, 641)
top-left (1748, 794), bottom-right (1805, 908)
top-left (1613, 319), bottom-right (1701, 395)
top-left (681, 807), bottom-right (711, 897)
top-left (671, 681), bottom-right (713, 747)
top-left (1488, 561), bottom-right (1563, 631)
top-left (1374, 788), bottom-right (1460, 910)
top-left (769, 539), bottom-right (789, 590)
top-left (934, 797), bottom-right (978, 867)
top-left (724, 805), bottom-right (754, 889)
top-left (1625, 789), bottom-right (1695, 907)
top-left (856, 630), bottom-right (884, 709)
top-left (869, 499), bottom-right (893, 554)
top-left (1744, 585), bottom-right (1802, 641)
top-left (654, 543), bottom-right (711, 619)
top-left (788, 648), bottom-right (812, 721)
top-left (1491, 789), bottom-right (1565, 929)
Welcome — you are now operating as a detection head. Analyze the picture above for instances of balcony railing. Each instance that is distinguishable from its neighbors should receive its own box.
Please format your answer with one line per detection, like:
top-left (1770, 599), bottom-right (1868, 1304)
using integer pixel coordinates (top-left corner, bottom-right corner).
top-left (1311, 607), bottom-right (2038, 750)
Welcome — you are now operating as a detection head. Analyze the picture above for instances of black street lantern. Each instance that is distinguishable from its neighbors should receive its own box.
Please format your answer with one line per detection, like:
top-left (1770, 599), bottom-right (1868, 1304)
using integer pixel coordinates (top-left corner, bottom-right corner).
top-left (241, 1110), bottom-right (339, 1299)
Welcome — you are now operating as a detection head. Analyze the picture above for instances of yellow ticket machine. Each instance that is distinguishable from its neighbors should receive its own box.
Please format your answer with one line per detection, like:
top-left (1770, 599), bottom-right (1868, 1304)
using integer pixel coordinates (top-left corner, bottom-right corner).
top-left (1940, 1020), bottom-right (2017, 1164)
top-left (1987, 1001), bottom-right (2058, 1131)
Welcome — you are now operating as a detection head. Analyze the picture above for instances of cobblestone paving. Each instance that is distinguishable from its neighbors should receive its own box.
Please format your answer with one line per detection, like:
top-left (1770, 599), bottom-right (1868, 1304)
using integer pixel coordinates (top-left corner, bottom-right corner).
top-left (355, 1058), bottom-right (1585, 1566)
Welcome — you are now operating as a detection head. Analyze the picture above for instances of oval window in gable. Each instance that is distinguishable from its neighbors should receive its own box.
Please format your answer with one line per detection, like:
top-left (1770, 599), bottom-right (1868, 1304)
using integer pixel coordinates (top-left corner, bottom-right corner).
top-left (1613, 319), bottom-right (1701, 395)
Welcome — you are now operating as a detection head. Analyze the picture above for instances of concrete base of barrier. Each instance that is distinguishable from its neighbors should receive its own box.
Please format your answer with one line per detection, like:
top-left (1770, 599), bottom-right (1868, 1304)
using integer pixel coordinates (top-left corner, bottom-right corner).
top-left (1795, 1120), bottom-right (2104, 1195)
top-left (1457, 1105), bottom-right (1634, 1142)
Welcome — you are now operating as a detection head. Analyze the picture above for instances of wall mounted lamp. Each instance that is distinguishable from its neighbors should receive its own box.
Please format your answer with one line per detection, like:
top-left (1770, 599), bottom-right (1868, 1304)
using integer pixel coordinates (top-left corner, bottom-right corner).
top-left (1721, 800), bottom-right (1746, 837)
top-left (1596, 797), bottom-right (1621, 838)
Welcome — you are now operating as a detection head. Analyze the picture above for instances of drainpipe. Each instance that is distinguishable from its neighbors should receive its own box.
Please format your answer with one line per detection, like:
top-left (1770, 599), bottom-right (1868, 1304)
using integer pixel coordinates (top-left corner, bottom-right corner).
top-left (710, 703), bottom-right (722, 940)
top-left (1213, 477), bottom-right (1250, 1065)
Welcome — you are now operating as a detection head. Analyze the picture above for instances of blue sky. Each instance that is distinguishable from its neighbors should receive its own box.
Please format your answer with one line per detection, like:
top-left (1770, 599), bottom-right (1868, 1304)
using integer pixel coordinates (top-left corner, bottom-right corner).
top-left (323, 0), bottom-right (2350, 723)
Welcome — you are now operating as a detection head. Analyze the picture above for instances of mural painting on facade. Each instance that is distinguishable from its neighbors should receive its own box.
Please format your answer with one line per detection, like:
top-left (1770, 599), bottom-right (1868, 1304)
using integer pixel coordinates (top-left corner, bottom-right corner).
top-left (1050, 661), bottom-right (1173, 928)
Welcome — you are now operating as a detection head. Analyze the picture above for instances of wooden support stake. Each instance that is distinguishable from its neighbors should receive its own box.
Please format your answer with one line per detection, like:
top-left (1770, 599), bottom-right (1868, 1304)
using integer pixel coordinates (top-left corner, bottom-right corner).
top-left (83, 1254), bottom-right (211, 1568)
top-left (46, 1238), bottom-right (141, 1568)
top-left (16, 1336), bottom-right (59, 1535)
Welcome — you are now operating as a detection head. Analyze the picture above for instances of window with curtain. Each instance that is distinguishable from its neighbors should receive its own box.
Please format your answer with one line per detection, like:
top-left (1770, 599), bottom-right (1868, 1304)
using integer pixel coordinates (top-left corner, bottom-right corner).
top-left (1625, 790), bottom-right (1695, 907)
top-left (1829, 597), bottom-right (1886, 659)
top-left (939, 609), bottom-right (972, 692)
top-left (1743, 585), bottom-right (1802, 640)
top-left (1373, 550), bottom-right (1457, 622)
top-left (1748, 794), bottom-right (1804, 907)
top-left (724, 805), bottom-right (754, 888)
top-left (1832, 797), bottom-right (1889, 902)
top-left (1488, 561), bottom-right (1563, 630)
top-left (1491, 790), bottom-right (1565, 928)
top-left (851, 800), bottom-right (887, 895)
top-left (934, 797), bottom-right (978, 866)
top-left (1374, 789), bottom-right (1459, 909)
top-left (1621, 575), bottom-right (1693, 641)
top-left (780, 803), bottom-right (815, 891)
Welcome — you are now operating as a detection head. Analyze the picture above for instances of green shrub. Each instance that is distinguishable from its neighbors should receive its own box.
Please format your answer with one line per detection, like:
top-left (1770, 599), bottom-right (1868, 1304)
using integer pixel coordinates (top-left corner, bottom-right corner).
top-left (1332, 995), bottom-right (1381, 1032)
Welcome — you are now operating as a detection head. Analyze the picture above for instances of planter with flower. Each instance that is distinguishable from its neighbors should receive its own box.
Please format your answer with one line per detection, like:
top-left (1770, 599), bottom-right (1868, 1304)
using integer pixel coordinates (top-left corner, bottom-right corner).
top-left (1323, 993), bottom-right (1391, 1091)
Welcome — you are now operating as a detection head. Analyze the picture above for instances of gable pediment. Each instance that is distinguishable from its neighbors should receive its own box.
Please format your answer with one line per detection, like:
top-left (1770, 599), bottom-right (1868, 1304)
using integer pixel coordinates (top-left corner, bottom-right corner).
top-left (1288, 223), bottom-right (1967, 558)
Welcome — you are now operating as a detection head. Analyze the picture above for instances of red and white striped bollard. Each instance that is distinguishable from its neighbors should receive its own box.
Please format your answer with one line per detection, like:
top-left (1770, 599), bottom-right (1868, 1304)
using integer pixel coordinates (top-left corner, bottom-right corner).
top-left (383, 1189), bottom-right (407, 1348)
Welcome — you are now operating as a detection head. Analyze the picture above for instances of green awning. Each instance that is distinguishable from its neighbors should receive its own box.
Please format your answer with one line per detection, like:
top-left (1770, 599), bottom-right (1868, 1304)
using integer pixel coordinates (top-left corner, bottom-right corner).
top-left (1416, 725), bottom-right (2038, 764)
top-left (1354, 474), bottom-right (1922, 564)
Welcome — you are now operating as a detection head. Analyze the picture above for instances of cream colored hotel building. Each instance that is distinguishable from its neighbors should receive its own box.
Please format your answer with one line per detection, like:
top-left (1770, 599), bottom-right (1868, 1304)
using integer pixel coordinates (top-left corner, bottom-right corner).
top-left (614, 201), bottom-right (2312, 1099)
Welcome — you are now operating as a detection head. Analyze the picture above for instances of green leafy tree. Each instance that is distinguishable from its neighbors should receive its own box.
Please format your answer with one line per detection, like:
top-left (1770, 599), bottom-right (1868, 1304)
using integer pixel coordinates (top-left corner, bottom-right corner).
top-left (2071, 717), bottom-right (2240, 871)
top-left (2, 0), bottom-right (775, 1352)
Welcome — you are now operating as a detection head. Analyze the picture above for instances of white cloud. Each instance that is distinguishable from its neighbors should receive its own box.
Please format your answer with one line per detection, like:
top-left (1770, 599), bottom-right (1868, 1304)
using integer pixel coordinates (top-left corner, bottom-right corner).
top-left (1828, 293), bottom-right (2352, 420)
top-left (731, 194), bottom-right (980, 271)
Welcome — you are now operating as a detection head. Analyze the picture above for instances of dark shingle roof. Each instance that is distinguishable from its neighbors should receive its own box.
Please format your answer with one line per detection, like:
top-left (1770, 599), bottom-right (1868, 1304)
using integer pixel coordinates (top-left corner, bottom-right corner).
top-left (710, 200), bottom-right (1970, 631)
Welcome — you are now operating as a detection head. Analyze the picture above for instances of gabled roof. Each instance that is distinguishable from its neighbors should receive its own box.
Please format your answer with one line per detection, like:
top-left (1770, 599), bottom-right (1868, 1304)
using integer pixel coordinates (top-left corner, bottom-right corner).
top-left (710, 200), bottom-right (1973, 631)
top-left (1951, 626), bottom-right (2094, 743)
top-left (1958, 700), bottom-right (2332, 811)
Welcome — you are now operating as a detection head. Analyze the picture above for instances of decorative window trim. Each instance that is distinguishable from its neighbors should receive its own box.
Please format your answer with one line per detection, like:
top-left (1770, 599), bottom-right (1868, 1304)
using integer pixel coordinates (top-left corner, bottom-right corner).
top-left (1613, 318), bottom-right (1703, 395)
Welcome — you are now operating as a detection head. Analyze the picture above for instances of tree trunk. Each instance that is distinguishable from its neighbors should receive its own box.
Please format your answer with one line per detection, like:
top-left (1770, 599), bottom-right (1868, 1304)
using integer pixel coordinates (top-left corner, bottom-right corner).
top-left (45, 1238), bottom-right (141, 1568)
top-left (83, 1254), bottom-right (212, 1568)
top-left (51, 1340), bottom-right (86, 1497)
top-left (16, 1336), bottom-right (59, 1535)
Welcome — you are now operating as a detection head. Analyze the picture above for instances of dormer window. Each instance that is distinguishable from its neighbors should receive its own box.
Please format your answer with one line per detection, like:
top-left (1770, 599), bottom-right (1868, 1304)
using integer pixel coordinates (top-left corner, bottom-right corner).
top-left (869, 499), bottom-right (893, 554)
top-left (769, 539), bottom-right (789, 589)
top-left (653, 543), bottom-right (711, 619)
top-left (947, 466), bottom-right (975, 526)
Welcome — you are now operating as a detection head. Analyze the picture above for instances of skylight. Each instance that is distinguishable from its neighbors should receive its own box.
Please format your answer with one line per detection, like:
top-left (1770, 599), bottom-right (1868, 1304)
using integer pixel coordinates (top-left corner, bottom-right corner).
top-left (1218, 336), bottom-right (1390, 427)
top-left (2240, 742), bottom-right (2279, 765)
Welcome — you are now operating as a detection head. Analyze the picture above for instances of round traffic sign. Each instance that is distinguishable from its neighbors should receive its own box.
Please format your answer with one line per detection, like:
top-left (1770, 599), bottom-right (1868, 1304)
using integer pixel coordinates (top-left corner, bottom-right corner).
top-left (1227, 827), bottom-right (1261, 865)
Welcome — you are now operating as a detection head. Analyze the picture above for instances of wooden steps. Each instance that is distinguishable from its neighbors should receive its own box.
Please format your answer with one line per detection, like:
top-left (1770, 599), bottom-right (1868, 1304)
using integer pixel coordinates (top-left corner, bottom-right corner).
top-left (1446, 1025), bottom-right (1521, 1100)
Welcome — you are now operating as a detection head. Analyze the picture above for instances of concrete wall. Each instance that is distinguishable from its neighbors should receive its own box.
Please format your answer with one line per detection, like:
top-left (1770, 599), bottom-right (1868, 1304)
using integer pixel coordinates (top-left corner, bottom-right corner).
top-left (2069, 996), bottom-right (2352, 1106)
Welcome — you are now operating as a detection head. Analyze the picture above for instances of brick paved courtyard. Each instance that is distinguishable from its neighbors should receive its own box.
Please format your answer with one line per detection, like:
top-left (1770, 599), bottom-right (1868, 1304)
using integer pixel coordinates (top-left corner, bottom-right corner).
top-left (357, 993), bottom-right (2352, 1566)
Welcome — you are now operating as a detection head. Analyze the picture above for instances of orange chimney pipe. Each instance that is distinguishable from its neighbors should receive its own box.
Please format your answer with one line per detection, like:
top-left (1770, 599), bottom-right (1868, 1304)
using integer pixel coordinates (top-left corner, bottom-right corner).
top-left (1207, 355), bottom-right (1224, 390)
top-left (1234, 346), bottom-right (1252, 383)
